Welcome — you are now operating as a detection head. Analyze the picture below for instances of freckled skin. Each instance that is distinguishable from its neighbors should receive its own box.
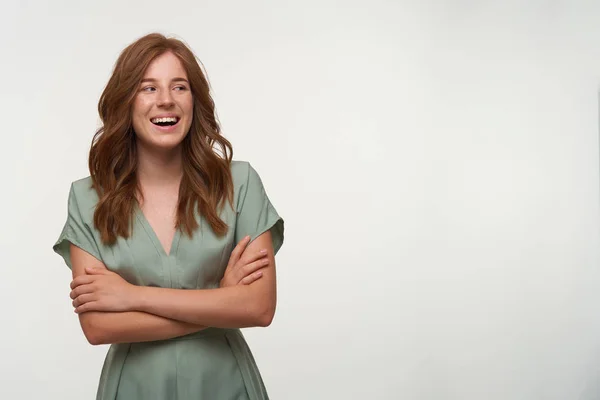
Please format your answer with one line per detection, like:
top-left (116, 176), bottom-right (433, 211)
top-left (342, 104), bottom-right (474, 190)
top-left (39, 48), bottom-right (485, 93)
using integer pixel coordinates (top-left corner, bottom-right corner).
top-left (132, 51), bottom-right (194, 154)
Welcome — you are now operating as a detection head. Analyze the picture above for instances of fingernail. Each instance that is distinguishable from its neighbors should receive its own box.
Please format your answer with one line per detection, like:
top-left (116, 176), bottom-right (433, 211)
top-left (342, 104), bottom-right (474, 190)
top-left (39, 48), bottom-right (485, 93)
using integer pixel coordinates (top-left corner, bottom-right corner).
top-left (257, 271), bottom-right (263, 277)
top-left (260, 249), bottom-right (267, 254)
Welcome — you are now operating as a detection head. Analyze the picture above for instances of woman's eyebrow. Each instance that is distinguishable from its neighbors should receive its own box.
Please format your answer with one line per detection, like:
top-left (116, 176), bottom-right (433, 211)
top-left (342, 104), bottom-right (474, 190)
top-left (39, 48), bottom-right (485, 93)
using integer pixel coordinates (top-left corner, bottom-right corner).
top-left (140, 77), bottom-right (189, 84)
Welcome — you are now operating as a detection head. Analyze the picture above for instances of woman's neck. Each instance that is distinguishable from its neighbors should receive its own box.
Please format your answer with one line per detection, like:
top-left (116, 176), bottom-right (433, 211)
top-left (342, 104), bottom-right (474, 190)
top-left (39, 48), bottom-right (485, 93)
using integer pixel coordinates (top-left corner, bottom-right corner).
top-left (136, 143), bottom-right (184, 189)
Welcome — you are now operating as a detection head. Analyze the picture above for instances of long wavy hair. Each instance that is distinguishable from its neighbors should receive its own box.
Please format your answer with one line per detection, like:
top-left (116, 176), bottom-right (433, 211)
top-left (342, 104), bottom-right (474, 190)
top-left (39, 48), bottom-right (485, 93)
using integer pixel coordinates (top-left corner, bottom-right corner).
top-left (89, 33), bottom-right (234, 245)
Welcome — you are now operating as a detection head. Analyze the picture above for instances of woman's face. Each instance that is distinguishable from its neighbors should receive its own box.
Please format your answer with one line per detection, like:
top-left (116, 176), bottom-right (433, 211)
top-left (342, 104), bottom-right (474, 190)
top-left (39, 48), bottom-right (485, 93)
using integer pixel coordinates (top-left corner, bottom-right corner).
top-left (132, 51), bottom-right (193, 153)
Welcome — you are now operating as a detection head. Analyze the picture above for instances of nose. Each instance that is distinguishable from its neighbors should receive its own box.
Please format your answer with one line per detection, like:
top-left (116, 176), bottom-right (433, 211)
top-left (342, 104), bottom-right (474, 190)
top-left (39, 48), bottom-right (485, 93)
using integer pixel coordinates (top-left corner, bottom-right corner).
top-left (157, 89), bottom-right (174, 108)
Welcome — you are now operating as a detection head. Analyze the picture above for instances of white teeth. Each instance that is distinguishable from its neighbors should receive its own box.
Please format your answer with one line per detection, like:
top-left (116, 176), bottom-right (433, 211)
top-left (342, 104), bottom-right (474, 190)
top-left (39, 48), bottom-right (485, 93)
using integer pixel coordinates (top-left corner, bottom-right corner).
top-left (151, 117), bottom-right (178, 123)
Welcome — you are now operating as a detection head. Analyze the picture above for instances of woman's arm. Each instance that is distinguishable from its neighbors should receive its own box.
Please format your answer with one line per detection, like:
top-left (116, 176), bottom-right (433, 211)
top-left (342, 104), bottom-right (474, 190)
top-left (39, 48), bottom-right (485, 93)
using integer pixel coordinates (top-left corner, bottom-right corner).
top-left (133, 231), bottom-right (278, 328)
top-left (73, 231), bottom-right (278, 329)
top-left (81, 311), bottom-right (204, 345)
top-left (69, 243), bottom-right (207, 345)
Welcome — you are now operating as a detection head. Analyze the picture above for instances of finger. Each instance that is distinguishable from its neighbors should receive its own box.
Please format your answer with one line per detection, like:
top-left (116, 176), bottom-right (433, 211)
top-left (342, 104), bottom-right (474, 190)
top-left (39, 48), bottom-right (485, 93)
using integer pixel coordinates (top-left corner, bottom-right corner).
top-left (239, 270), bottom-right (263, 285)
top-left (70, 284), bottom-right (95, 300)
top-left (239, 248), bottom-right (269, 266)
top-left (75, 301), bottom-right (99, 314)
top-left (236, 258), bottom-right (269, 283)
top-left (228, 235), bottom-right (251, 267)
top-left (85, 267), bottom-right (109, 275)
top-left (233, 235), bottom-right (251, 259)
top-left (240, 257), bottom-right (269, 275)
top-left (72, 293), bottom-right (95, 308)
top-left (70, 275), bottom-right (95, 289)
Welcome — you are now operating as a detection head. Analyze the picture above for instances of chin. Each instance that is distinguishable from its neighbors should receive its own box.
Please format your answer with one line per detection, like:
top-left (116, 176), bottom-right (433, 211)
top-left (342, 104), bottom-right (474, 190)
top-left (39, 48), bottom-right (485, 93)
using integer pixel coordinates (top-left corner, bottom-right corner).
top-left (148, 134), bottom-right (187, 151)
top-left (136, 123), bottom-right (190, 151)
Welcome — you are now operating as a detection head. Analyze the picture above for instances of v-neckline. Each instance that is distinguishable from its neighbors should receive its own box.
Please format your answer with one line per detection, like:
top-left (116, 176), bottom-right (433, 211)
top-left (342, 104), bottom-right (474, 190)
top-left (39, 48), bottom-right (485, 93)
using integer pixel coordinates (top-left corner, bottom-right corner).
top-left (134, 203), bottom-right (181, 257)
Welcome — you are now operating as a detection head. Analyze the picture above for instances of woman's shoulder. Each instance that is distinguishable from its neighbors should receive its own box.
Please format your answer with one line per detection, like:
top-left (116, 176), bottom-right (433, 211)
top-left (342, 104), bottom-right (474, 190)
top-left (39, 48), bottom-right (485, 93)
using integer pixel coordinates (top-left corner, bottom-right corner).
top-left (230, 160), bottom-right (251, 179)
top-left (69, 176), bottom-right (99, 210)
top-left (230, 159), bottom-right (258, 188)
top-left (230, 159), bottom-right (269, 191)
top-left (67, 163), bottom-right (261, 209)
top-left (229, 160), bottom-right (266, 207)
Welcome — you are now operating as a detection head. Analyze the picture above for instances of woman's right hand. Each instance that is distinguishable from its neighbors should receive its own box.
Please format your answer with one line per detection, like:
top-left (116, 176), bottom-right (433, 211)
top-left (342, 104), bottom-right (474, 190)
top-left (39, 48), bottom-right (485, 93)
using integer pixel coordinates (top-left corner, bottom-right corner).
top-left (220, 235), bottom-right (270, 288)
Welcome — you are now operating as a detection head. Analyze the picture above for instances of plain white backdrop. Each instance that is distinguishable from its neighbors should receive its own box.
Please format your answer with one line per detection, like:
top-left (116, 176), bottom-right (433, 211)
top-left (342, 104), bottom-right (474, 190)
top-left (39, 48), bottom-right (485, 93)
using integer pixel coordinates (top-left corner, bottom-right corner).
top-left (2, 0), bottom-right (600, 399)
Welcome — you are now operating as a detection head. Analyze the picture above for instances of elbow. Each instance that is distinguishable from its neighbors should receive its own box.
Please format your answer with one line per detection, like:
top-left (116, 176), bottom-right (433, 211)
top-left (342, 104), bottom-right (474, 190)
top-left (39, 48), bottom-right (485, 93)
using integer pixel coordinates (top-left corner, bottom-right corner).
top-left (255, 302), bottom-right (276, 327)
top-left (86, 330), bottom-right (106, 346)
top-left (80, 314), bottom-right (107, 345)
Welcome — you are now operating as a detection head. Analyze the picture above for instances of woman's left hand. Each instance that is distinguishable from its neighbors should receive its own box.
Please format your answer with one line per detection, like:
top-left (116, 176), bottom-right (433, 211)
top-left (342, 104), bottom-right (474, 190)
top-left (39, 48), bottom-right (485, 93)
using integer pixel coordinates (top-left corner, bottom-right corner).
top-left (70, 268), bottom-right (138, 314)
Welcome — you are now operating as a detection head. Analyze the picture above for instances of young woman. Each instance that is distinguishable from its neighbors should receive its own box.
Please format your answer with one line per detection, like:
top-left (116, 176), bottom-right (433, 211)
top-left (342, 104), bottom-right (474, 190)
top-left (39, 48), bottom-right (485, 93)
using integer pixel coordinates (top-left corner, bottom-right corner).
top-left (52, 33), bottom-right (284, 400)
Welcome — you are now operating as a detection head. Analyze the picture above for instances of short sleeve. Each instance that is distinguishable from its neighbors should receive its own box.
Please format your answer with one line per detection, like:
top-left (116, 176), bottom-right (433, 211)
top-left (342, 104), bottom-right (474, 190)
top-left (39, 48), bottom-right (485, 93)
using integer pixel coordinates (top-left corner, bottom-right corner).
top-left (235, 164), bottom-right (284, 255)
top-left (52, 183), bottom-right (103, 270)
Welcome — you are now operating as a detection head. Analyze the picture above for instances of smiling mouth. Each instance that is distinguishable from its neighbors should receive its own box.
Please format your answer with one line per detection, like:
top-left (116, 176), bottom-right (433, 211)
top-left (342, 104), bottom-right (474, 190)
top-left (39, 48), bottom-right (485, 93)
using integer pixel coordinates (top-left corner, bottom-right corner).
top-left (150, 117), bottom-right (180, 127)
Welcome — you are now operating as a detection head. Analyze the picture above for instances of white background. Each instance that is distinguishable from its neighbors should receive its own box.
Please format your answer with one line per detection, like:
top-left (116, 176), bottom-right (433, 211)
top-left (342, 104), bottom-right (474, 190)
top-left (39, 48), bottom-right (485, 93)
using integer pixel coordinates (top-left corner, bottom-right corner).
top-left (2, 1), bottom-right (600, 399)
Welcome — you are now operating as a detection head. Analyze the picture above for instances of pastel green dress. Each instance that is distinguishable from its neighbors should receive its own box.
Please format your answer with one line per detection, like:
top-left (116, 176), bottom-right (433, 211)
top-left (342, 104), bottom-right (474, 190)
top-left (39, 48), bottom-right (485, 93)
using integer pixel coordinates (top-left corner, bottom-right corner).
top-left (52, 161), bottom-right (284, 400)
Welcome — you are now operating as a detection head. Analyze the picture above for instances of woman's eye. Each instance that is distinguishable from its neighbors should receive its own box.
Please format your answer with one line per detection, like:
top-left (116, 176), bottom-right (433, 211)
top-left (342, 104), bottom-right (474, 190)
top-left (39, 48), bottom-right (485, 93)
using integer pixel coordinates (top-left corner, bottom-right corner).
top-left (140, 85), bottom-right (187, 92)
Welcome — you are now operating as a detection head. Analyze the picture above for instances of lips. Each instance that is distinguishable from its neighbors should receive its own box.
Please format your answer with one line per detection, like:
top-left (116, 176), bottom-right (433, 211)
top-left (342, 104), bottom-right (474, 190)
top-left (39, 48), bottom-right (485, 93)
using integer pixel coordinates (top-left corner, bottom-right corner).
top-left (150, 116), bottom-right (180, 126)
top-left (149, 117), bottom-right (181, 133)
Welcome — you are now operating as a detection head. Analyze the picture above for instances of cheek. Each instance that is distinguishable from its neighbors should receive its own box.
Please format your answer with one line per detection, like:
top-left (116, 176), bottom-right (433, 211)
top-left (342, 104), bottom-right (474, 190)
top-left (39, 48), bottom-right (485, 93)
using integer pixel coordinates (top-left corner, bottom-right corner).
top-left (184, 100), bottom-right (194, 128)
top-left (131, 110), bottom-right (144, 130)
top-left (133, 98), bottom-right (150, 115)
top-left (132, 100), bottom-right (150, 125)
top-left (182, 95), bottom-right (194, 116)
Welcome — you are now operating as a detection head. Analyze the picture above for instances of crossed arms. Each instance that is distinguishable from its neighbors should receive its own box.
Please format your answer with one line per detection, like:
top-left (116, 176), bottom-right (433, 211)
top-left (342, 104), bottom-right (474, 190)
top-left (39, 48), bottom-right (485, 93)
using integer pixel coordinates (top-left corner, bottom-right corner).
top-left (68, 231), bottom-right (277, 345)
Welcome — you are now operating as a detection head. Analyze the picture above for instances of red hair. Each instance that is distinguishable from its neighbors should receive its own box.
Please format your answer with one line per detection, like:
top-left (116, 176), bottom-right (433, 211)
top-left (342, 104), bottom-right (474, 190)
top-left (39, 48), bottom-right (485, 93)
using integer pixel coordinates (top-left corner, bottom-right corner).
top-left (89, 33), bottom-right (234, 245)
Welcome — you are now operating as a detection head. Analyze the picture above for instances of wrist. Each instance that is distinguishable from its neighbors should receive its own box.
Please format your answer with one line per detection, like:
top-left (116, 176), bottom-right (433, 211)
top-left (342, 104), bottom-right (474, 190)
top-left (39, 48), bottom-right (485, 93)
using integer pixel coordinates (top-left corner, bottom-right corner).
top-left (131, 285), bottom-right (148, 311)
